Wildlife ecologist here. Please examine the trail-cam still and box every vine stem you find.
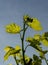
[19,22,28,65]
[25,44,30,52]
[14,55,19,65]
[44,58,48,65]
[21,22,26,65]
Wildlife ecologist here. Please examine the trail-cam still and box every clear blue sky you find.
[0,0,48,65]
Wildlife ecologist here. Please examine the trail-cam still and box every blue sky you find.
[0,0,48,65]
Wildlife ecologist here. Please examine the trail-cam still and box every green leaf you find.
[31,38,41,45]
[43,32,48,37]
[33,54,42,65]
[34,61,41,65]
[30,42,42,52]
[33,54,39,61]
[4,49,21,61]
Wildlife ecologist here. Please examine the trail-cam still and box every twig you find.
[25,44,30,52]
[14,55,19,65]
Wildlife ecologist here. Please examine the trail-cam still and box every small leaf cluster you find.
[4,15,48,65]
